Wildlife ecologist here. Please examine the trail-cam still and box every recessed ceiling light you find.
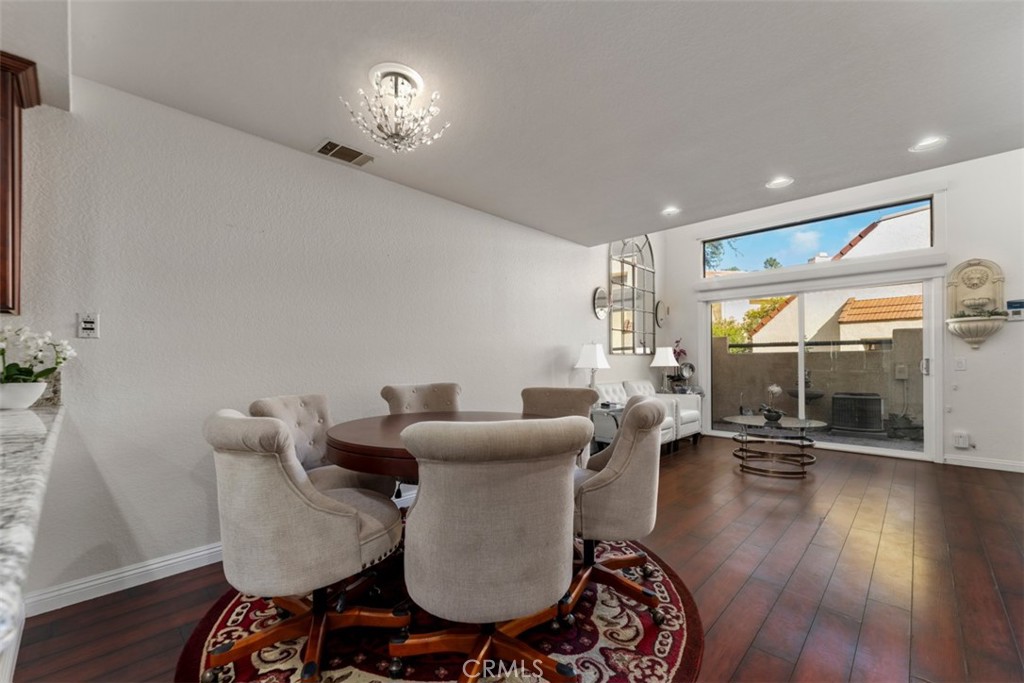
[909,135,949,153]
[765,176,794,189]
[661,206,681,216]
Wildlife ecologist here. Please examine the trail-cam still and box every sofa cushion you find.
[595,382,629,405]
[679,409,700,425]
[622,380,659,397]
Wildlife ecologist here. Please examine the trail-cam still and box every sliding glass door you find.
[710,281,929,457]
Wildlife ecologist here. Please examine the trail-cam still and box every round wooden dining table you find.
[325,411,538,481]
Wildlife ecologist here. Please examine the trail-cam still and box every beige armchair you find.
[201,409,408,683]
[380,382,462,414]
[249,393,396,498]
[564,396,667,625]
[388,416,593,683]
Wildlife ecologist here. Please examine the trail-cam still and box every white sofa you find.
[593,380,702,447]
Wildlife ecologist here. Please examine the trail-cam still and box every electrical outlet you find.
[77,313,99,338]
[954,356,967,371]
[894,363,908,380]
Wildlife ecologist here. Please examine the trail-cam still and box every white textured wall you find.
[662,149,1024,471]
[13,78,660,593]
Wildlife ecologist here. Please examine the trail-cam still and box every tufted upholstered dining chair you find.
[520,386,598,418]
[249,393,396,498]
[522,386,599,467]
[387,416,593,683]
[563,395,667,625]
[380,382,462,414]
[201,409,409,683]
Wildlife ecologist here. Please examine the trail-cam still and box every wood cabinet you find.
[1,52,40,315]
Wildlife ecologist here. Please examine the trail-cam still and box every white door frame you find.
[698,272,945,463]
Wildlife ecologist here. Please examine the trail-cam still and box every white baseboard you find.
[943,453,1024,473]
[24,542,222,617]
[23,489,420,618]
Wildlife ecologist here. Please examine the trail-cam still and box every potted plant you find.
[945,309,1008,349]
[667,339,688,388]
[760,383,785,423]
[0,326,76,409]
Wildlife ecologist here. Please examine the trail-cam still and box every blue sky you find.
[709,199,930,272]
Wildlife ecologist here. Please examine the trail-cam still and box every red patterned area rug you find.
[176,541,703,682]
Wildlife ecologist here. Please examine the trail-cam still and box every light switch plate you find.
[77,313,99,338]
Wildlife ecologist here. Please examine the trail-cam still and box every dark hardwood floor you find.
[14,437,1024,682]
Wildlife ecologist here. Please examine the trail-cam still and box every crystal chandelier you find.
[341,62,450,154]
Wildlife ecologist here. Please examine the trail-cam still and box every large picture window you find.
[703,199,932,277]
[610,236,655,355]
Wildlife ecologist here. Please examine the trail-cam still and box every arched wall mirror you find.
[609,235,655,355]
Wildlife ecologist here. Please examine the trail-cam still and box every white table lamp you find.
[575,343,610,389]
[650,346,679,393]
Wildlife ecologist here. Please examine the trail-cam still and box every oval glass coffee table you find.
[723,415,826,479]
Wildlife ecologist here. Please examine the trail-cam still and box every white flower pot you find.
[0,382,48,410]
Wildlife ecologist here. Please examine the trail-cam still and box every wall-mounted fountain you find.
[945,259,1008,349]
[786,370,824,401]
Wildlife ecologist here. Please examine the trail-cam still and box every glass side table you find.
[723,415,826,479]
[590,405,625,445]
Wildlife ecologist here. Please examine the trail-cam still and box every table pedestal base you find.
[731,433,817,479]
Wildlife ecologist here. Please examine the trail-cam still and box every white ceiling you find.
[68,1,1023,247]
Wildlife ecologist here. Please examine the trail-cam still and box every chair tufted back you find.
[400,416,593,624]
[249,394,331,471]
[380,383,462,414]
[575,396,665,541]
[521,387,599,418]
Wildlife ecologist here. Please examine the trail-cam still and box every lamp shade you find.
[575,343,610,370]
[650,347,679,368]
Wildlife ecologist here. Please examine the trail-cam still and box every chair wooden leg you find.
[328,605,411,629]
[600,551,648,571]
[207,612,312,668]
[491,632,579,682]
[457,634,493,683]
[208,587,411,683]
[300,609,329,683]
[388,626,482,658]
[393,606,583,683]
[590,564,659,609]
[272,595,311,615]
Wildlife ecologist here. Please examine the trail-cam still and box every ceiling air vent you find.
[314,139,374,167]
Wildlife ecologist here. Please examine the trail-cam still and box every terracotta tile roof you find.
[748,296,796,336]
[838,295,923,323]
[831,205,929,261]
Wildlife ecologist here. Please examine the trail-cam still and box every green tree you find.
[705,239,743,271]
[712,317,749,353]
[763,257,782,269]
[741,297,790,339]
[704,242,725,271]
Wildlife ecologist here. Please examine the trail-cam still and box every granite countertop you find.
[0,407,64,651]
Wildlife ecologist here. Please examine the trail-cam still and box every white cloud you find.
[789,229,821,255]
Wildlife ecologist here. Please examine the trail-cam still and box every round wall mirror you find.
[678,362,695,380]
[593,287,609,319]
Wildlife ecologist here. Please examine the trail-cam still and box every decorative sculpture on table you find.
[945,259,1008,348]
